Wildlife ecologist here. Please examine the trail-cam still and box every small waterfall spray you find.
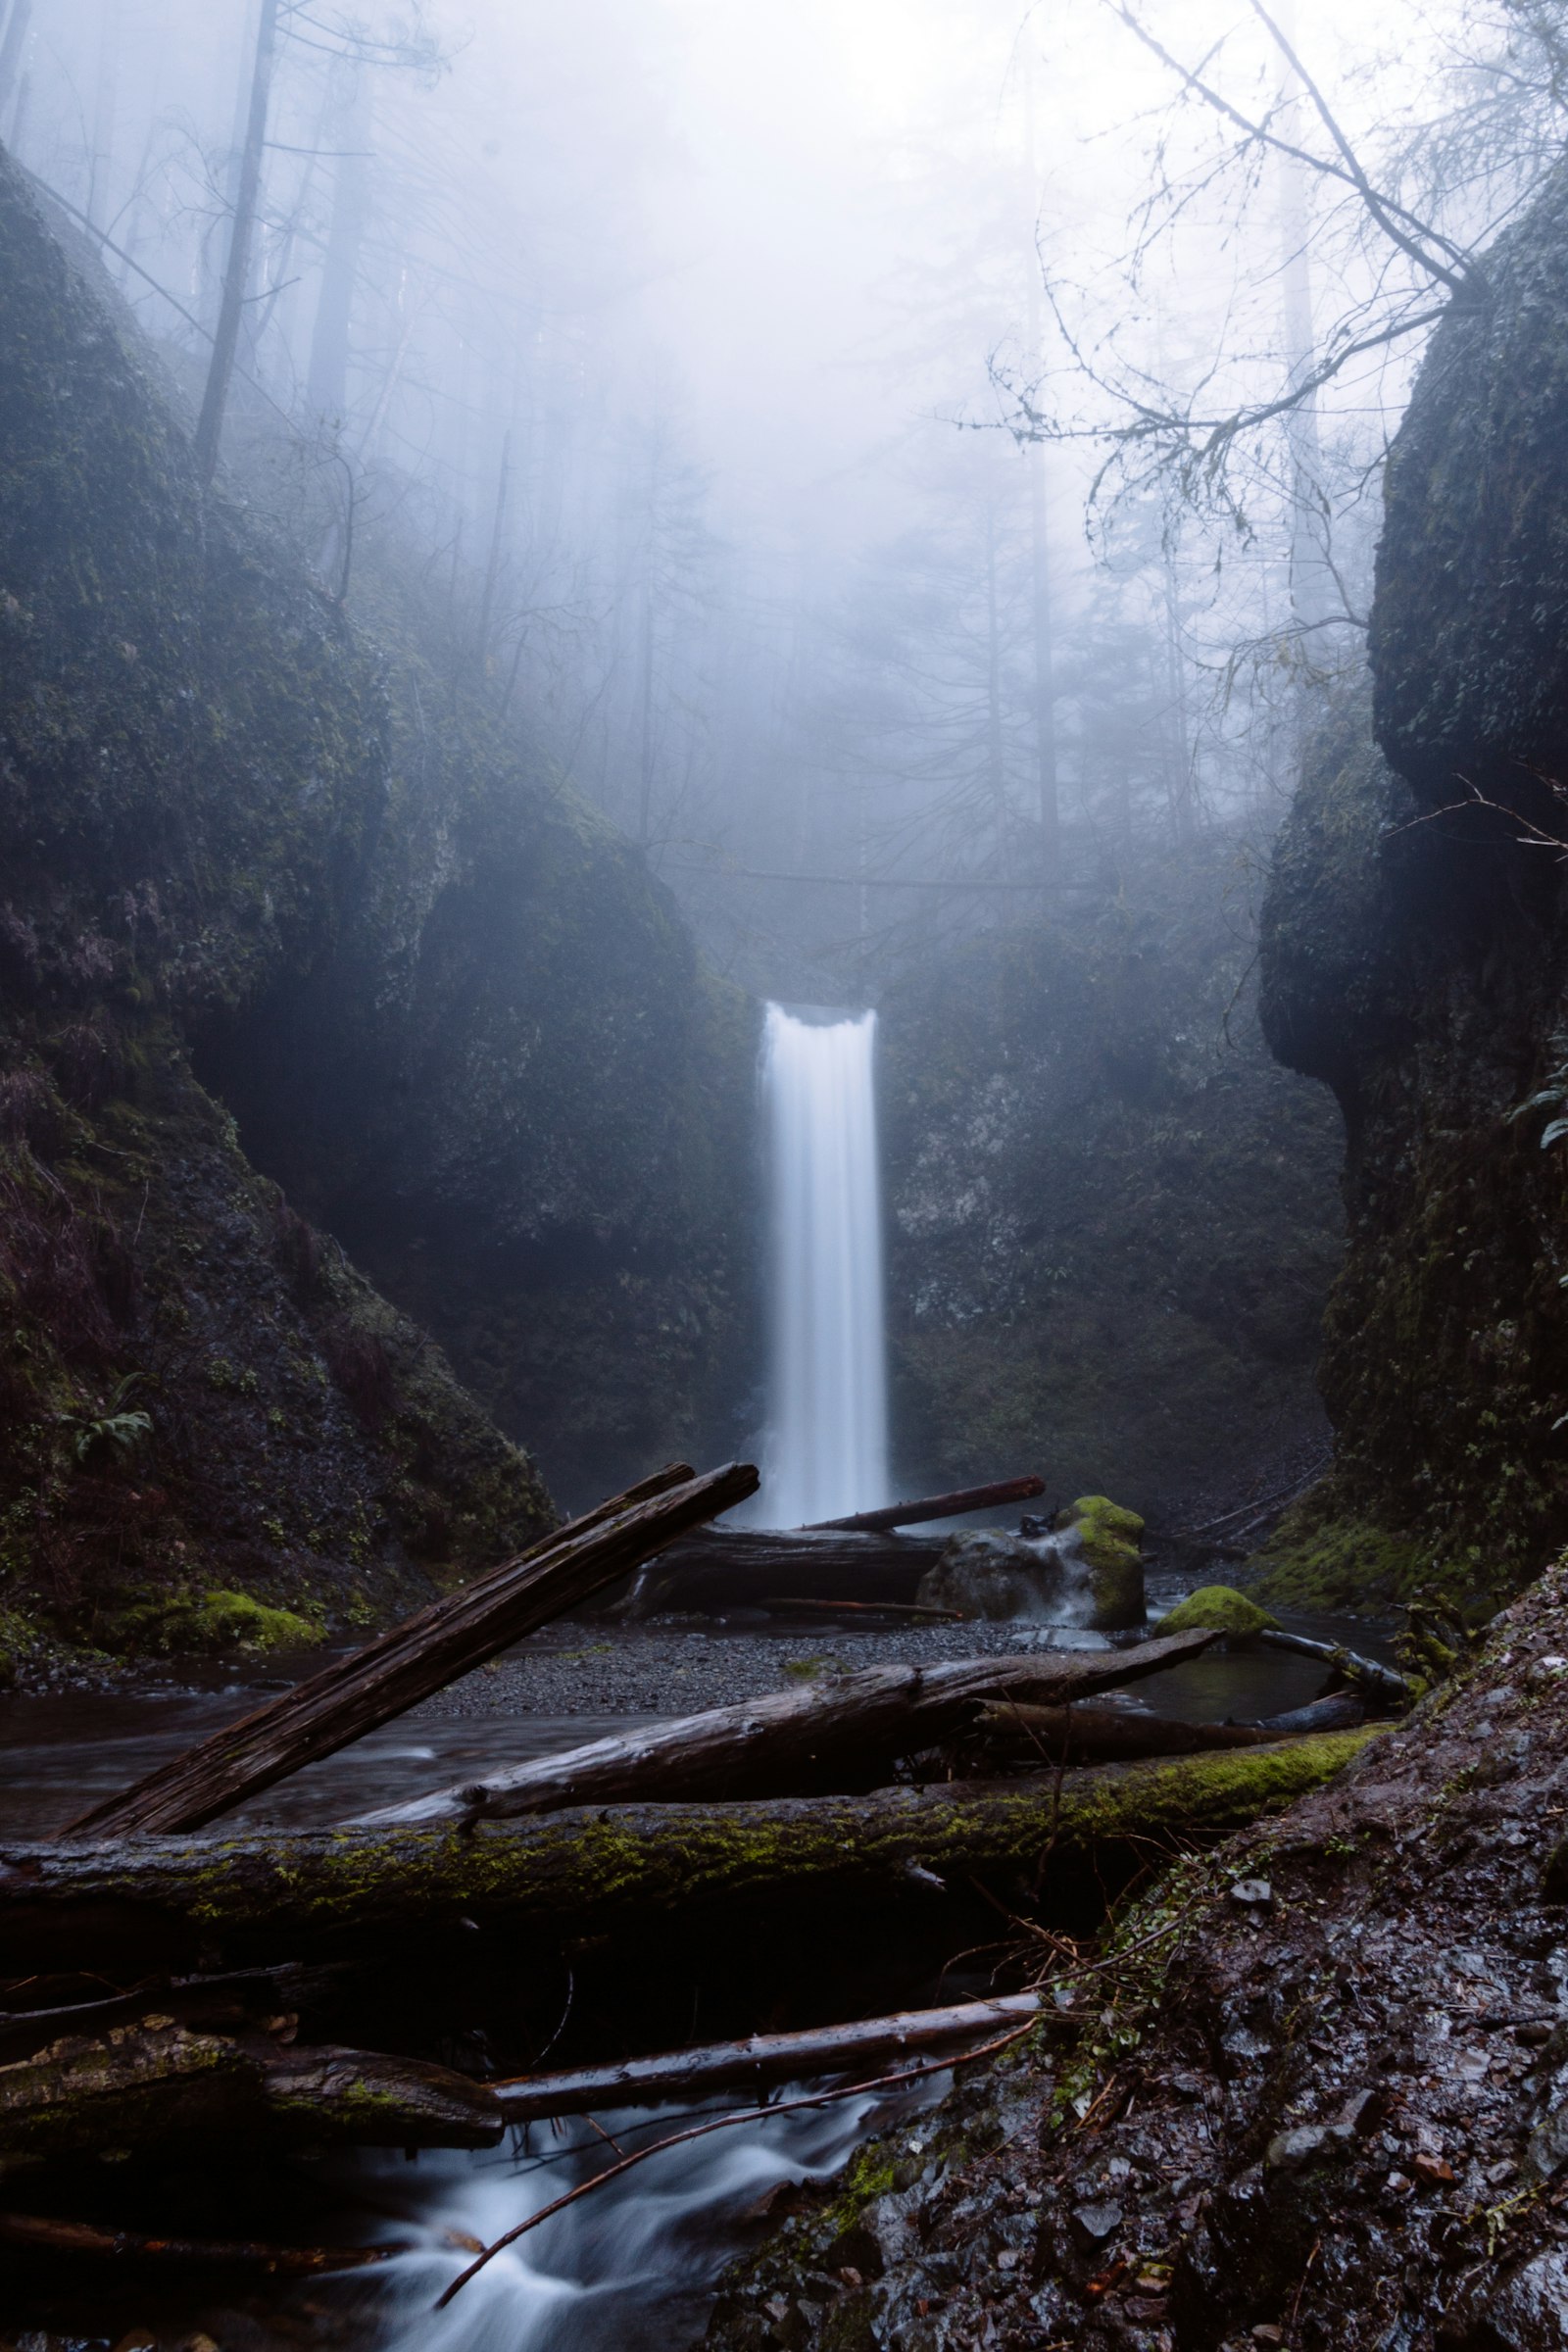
[759,1002,890,1527]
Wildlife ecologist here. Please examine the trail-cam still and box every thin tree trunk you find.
[0,0,31,122]
[1020,47,1059,866]
[306,73,368,421]
[193,0,280,485]
[475,429,512,672]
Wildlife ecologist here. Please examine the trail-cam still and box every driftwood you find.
[0,2026,503,2160]
[0,2210,395,2270]
[808,1476,1046,1534]
[758,1597,961,1623]
[0,1732,1378,1968]
[354,1630,1226,1827]
[495,1991,1043,2120]
[625,1525,948,1614]
[1256,1628,1410,1708]
[63,1459,758,1840]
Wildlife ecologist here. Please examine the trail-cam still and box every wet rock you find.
[1069,2198,1122,2250]
[916,1529,1080,1622]
[1440,2249,1568,2349]
[1229,1878,1274,1909]
[1160,1586,1279,1641]
[1055,1495,1147,1630]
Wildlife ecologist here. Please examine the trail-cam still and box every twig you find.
[435,2022,1038,2308]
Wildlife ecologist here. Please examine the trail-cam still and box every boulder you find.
[915,1530,1077,1623]
[1159,1585,1280,1641]
[1055,1496,1147,1630]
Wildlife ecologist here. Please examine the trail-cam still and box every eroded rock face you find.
[707,1561,1568,2352]
[1257,164,1568,1606]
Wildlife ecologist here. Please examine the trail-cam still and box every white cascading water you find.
[758,1002,890,1528]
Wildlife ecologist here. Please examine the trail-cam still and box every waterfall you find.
[758,1002,890,1528]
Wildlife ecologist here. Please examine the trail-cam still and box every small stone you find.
[1265,2124,1330,2170]
[1127,2298,1169,2323]
[1252,2330,1286,2347]
[764,2294,790,2323]
[997,2247,1021,2271]
[1413,2151,1456,2184]
[1229,1879,1273,1909]
[1070,2198,1123,2249]
[1386,2170,1414,2195]
[838,2266,862,2288]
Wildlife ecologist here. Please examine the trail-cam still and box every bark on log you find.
[625,1525,944,1614]
[0,2211,395,2270]
[808,1477,1046,1534]
[965,1700,1280,1763]
[62,1460,756,1840]
[0,2025,503,2161]
[495,1992,1043,2120]
[0,1731,1378,1968]
[1255,1629,1410,1708]
[353,1630,1226,1826]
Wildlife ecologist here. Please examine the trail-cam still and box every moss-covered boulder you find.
[1158,1585,1279,1640]
[1055,1495,1146,1630]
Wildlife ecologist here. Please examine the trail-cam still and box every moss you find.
[1159,1584,1280,1638]
[112,1587,324,1657]
[1057,1494,1146,1629]
[1247,1482,1432,1612]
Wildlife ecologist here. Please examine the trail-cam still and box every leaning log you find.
[62,1459,758,1840]
[0,2025,503,2161]
[808,1476,1046,1534]
[0,2211,395,2270]
[353,1630,1226,1826]
[0,1732,1379,1968]
[495,1991,1043,2120]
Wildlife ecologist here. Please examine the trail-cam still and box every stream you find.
[0,1606,1394,2349]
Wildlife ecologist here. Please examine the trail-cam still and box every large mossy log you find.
[0,1731,1378,1968]
[64,1460,756,1840]
[355,1629,1225,1826]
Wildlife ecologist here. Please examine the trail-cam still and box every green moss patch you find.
[1159,1585,1280,1639]
[1247,1483,1431,1613]
[113,1588,324,1658]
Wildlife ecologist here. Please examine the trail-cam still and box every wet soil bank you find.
[709,1566,1568,2352]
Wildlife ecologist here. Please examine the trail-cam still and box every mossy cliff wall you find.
[0,149,755,1656]
[880,853,1344,1522]
[1258,161,1568,1608]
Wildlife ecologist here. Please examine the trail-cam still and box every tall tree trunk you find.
[0,0,32,124]
[193,0,280,486]
[306,74,369,423]
[1020,46,1059,867]
[984,518,1007,861]
[638,572,657,845]
[1275,0,1333,634]
[476,429,512,675]
[84,0,118,228]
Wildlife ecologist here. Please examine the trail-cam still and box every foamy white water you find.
[353,2089,918,2352]
[759,1003,889,1528]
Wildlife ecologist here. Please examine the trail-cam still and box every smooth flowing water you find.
[759,1003,889,1528]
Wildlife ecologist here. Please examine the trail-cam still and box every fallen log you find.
[808,1476,1046,1534]
[354,1629,1226,1826]
[495,1991,1043,2120]
[624,1524,945,1615]
[965,1700,1279,1763]
[0,2211,396,2271]
[0,2025,503,2160]
[1255,1628,1410,1709]
[758,1597,961,1623]
[0,1731,1379,1967]
[62,1459,757,1840]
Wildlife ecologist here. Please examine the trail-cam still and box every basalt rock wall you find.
[0,147,756,1661]
[1257,162,1568,1609]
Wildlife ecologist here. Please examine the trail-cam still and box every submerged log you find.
[63,1459,757,1840]
[0,1731,1379,1967]
[966,1700,1279,1763]
[808,1476,1047,1534]
[0,2026,503,2161]
[354,1629,1226,1826]
[495,1991,1043,2120]
[1255,1628,1410,1709]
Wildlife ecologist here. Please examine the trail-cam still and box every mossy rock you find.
[1055,1494,1146,1630]
[1159,1585,1280,1640]
[113,1588,324,1658]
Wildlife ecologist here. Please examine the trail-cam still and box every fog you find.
[7,0,1556,992]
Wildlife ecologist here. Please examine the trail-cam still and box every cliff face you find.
[881,855,1344,1523]
[0,151,755,1660]
[1257,163,1568,1608]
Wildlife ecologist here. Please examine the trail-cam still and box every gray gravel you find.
[409,1616,1117,1722]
